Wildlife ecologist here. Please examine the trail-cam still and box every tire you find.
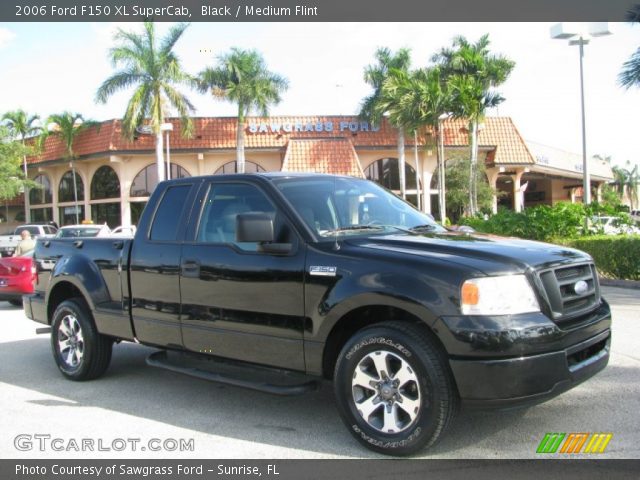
[51,298,113,381]
[8,299,22,307]
[333,321,458,456]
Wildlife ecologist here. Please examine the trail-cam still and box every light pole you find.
[551,23,612,205]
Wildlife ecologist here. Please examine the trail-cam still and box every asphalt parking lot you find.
[1,286,638,459]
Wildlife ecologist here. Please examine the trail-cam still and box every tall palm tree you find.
[2,109,42,222]
[96,21,194,184]
[197,48,288,174]
[360,47,412,199]
[45,112,99,224]
[619,4,640,88]
[612,161,639,209]
[381,66,452,221]
[434,35,514,215]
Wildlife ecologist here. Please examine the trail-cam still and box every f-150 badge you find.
[309,266,337,277]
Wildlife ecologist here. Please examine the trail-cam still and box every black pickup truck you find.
[25,173,611,455]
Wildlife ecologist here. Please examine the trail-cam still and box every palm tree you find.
[381,66,452,221]
[619,4,640,88]
[360,47,412,199]
[434,35,514,215]
[45,112,99,224]
[612,161,640,209]
[2,109,42,222]
[96,21,194,185]
[197,48,288,174]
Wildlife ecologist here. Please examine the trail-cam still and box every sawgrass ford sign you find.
[247,120,381,134]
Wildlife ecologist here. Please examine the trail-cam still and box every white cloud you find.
[0,28,16,49]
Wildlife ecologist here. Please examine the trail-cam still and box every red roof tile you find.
[282,139,364,178]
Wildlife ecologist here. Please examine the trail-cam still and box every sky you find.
[0,21,639,169]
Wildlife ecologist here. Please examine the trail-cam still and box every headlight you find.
[461,275,540,315]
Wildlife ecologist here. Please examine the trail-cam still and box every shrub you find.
[563,236,640,281]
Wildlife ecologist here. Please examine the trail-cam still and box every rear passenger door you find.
[179,180,306,371]
[129,182,197,348]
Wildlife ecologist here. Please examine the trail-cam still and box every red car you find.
[0,255,36,306]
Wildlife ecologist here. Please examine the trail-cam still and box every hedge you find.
[560,235,640,281]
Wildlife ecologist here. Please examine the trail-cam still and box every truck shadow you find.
[0,334,631,458]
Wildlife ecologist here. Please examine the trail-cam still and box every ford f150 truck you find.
[25,173,611,455]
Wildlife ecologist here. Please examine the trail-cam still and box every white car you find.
[55,224,111,238]
[590,216,640,235]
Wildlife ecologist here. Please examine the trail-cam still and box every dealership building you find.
[2,115,613,229]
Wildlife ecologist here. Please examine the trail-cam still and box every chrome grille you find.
[537,263,600,322]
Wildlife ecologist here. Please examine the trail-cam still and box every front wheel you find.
[51,298,113,381]
[334,322,458,456]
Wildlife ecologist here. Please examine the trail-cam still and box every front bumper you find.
[435,300,611,408]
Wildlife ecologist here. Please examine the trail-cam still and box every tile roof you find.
[27,115,534,166]
[282,139,364,178]
[2,193,25,207]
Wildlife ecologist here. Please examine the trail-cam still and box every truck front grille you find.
[537,263,600,323]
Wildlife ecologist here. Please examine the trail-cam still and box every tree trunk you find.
[22,137,30,223]
[469,120,478,216]
[437,123,446,223]
[156,132,165,185]
[236,105,246,174]
[398,127,406,199]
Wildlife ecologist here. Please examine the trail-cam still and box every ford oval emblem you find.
[574,280,589,295]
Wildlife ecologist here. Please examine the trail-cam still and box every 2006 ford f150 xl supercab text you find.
[25,173,611,455]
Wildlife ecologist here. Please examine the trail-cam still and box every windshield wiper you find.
[408,224,439,232]
[322,225,386,235]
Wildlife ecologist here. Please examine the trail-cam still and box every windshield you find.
[273,176,445,238]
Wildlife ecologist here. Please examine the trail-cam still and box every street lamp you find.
[550,22,612,205]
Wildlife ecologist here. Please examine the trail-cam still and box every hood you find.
[346,231,591,275]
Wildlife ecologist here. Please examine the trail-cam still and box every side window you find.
[150,185,192,242]
[197,183,276,250]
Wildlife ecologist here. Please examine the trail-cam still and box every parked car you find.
[0,224,58,257]
[0,253,36,306]
[589,216,640,235]
[55,224,111,238]
[26,173,611,456]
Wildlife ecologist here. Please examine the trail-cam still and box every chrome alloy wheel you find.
[57,314,84,368]
[351,350,422,434]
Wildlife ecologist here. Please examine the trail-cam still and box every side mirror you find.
[236,213,275,243]
[236,213,292,254]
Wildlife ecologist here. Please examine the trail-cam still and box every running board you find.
[146,350,320,396]
[35,327,52,335]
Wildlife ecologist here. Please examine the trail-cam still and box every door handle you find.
[112,240,124,250]
[73,240,83,249]
[181,260,200,277]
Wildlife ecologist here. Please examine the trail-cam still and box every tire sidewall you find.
[51,300,93,379]
[334,326,446,455]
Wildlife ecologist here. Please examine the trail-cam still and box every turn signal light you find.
[461,282,479,306]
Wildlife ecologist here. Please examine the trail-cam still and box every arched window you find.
[214,161,266,175]
[364,158,418,191]
[91,166,120,200]
[58,170,84,202]
[130,164,191,197]
[29,174,52,205]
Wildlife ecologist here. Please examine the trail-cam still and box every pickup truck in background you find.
[25,173,611,455]
[0,224,58,257]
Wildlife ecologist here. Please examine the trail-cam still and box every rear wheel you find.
[51,298,113,381]
[333,321,458,456]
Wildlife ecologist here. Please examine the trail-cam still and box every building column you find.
[421,170,432,214]
[197,153,205,175]
[596,183,603,203]
[51,169,60,226]
[486,168,500,214]
[512,169,525,213]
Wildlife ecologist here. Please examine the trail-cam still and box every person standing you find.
[13,230,36,256]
